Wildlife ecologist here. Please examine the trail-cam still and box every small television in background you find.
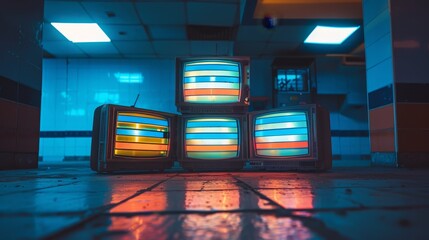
[176,57,250,113]
[248,104,331,171]
[177,114,248,171]
[90,104,177,173]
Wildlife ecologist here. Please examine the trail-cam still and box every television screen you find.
[248,104,331,171]
[183,60,241,104]
[90,104,177,173]
[115,112,170,158]
[254,111,309,157]
[178,114,247,171]
[176,57,250,113]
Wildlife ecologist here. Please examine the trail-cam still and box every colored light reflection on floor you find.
[108,215,169,240]
[182,180,242,239]
[182,214,242,239]
[5,165,429,240]
[110,192,167,213]
[257,179,314,209]
[184,181,240,210]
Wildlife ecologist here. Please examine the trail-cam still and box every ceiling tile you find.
[43,41,87,57]
[149,26,186,40]
[187,2,238,26]
[100,25,148,41]
[269,25,315,43]
[234,42,267,56]
[254,1,362,19]
[44,1,92,23]
[152,41,189,57]
[135,2,186,25]
[122,55,160,59]
[265,42,300,55]
[76,42,120,57]
[236,25,273,42]
[81,2,140,24]
[114,41,154,55]
[190,41,234,56]
[43,22,68,41]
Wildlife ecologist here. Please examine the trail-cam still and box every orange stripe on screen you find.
[115,142,168,151]
[184,89,239,96]
[256,141,309,149]
[186,145,238,152]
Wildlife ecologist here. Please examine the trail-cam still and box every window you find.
[275,69,309,93]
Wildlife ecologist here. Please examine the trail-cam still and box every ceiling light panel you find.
[51,22,111,43]
[304,25,360,44]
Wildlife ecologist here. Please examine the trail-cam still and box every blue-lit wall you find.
[40,57,369,163]
[317,57,370,163]
[39,59,177,161]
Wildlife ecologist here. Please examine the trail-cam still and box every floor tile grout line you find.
[233,177,351,240]
[0,181,81,197]
[232,176,286,210]
[41,174,178,240]
[106,209,283,216]
[102,203,429,216]
[4,204,429,218]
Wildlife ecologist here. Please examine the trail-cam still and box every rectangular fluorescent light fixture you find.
[51,22,110,43]
[304,25,360,44]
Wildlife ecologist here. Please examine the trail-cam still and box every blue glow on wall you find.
[94,92,120,104]
[114,72,144,83]
[39,59,177,162]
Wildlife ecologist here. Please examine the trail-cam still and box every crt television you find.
[177,114,248,171]
[248,104,331,171]
[90,104,177,173]
[176,57,250,113]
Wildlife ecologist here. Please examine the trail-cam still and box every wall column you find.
[0,0,44,169]
[363,0,429,167]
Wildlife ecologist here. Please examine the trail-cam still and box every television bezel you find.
[177,114,248,171]
[175,56,250,114]
[248,104,332,171]
[90,104,177,173]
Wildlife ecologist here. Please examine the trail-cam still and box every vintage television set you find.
[248,104,331,171]
[176,57,250,113]
[177,114,248,171]
[90,104,177,173]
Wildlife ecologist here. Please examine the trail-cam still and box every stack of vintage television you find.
[90,57,331,173]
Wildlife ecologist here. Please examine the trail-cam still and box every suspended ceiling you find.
[43,0,363,58]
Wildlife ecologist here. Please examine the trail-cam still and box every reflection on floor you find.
[1,162,428,239]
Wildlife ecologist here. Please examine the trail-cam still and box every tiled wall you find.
[40,59,177,161]
[316,57,370,161]
[390,0,429,167]
[0,0,44,169]
[363,0,397,165]
[363,0,393,92]
[40,57,370,162]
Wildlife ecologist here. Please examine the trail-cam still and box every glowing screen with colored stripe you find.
[185,118,239,159]
[183,60,241,103]
[114,112,169,158]
[254,112,309,157]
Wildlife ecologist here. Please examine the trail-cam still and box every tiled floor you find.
[1,163,428,240]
